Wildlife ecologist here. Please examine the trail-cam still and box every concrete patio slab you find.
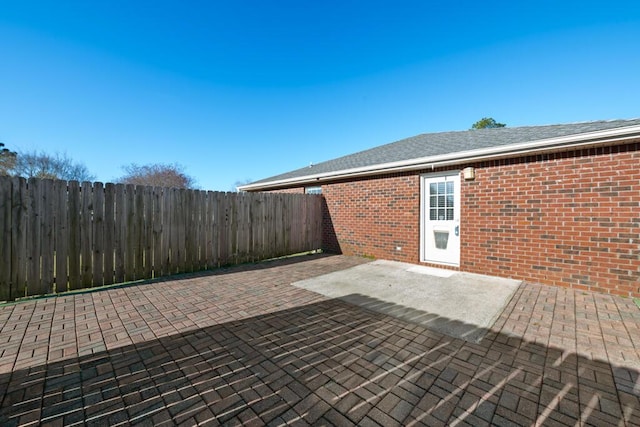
[1,254,639,426]
[293,259,521,343]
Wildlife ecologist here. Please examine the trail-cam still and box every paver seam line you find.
[613,295,640,352]
[137,286,189,341]
[573,289,598,425]
[488,282,524,341]
[139,276,320,422]
[486,283,539,425]
[0,305,16,335]
[79,287,172,426]
[84,290,122,423]
[256,310,395,411]
[531,285,555,425]
[595,294,636,427]
[3,257,639,426]
[7,301,56,422]
[0,301,38,415]
[529,285,562,427]
[445,359,525,427]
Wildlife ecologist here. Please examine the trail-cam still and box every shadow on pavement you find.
[1,292,639,426]
[339,293,493,343]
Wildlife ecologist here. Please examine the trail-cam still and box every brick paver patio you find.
[1,254,639,426]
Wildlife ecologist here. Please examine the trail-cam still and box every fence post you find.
[0,177,325,300]
[11,177,28,299]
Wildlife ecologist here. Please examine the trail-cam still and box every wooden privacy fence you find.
[0,176,323,301]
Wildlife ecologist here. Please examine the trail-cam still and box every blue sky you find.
[1,1,639,191]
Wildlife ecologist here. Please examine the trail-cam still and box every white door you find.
[421,173,460,266]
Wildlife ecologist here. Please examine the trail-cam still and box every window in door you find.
[429,181,454,221]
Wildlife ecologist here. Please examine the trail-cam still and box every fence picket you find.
[124,184,136,281]
[0,178,12,301]
[26,178,41,296]
[184,189,194,272]
[265,195,275,259]
[198,190,207,270]
[237,193,247,263]
[11,178,28,298]
[152,187,163,278]
[204,191,213,268]
[219,192,229,265]
[211,192,220,267]
[134,185,145,279]
[276,194,284,257]
[142,185,153,278]
[161,187,171,274]
[0,176,323,300]
[80,182,93,287]
[228,192,238,264]
[169,188,179,273]
[114,184,126,283]
[176,189,186,272]
[40,179,55,294]
[67,181,81,290]
[103,183,115,285]
[93,182,105,287]
[55,180,69,293]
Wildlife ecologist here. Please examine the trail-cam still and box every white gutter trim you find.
[239,125,640,191]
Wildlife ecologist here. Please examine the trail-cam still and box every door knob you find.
[455,225,459,236]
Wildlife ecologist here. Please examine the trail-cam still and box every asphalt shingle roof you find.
[250,118,640,186]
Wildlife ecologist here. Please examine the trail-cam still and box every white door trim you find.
[420,171,461,266]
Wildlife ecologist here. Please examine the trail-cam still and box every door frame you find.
[419,170,461,267]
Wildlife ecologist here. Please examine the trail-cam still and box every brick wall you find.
[320,173,422,261]
[263,141,640,297]
[463,143,640,297]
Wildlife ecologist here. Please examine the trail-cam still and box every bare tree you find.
[0,142,17,175]
[11,150,95,181]
[117,163,197,189]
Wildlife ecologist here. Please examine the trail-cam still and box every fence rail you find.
[0,176,322,301]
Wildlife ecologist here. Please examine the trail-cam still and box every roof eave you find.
[239,125,640,191]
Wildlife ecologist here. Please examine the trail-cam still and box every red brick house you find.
[240,119,640,297]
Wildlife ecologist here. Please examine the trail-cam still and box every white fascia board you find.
[239,125,640,191]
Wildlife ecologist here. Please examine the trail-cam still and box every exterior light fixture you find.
[462,167,475,181]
